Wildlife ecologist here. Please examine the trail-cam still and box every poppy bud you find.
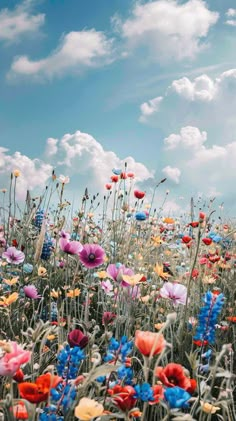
[134,190,145,199]
[202,238,212,246]
[182,236,192,244]
[111,175,119,183]
[105,183,112,190]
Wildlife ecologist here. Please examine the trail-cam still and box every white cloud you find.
[226,8,236,17]
[0,0,45,42]
[171,74,217,102]
[139,96,163,122]
[116,0,218,61]
[9,30,113,80]
[45,138,58,156]
[164,126,207,150]
[0,147,52,200]
[162,165,181,184]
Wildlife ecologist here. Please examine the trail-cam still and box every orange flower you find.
[151,236,163,246]
[226,316,236,323]
[154,264,171,281]
[163,217,175,224]
[3,277,19,286]
[122,274,143,287]
[13,169,21,177]
[67,288,81,298]
[135,330,165,357]
[74,398,104,420]
[0,292,19,306]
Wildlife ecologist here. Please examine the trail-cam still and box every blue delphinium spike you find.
[194,291,224,345]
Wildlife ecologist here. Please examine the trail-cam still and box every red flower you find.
[193,339,208,346]
[127,172,135,178]
[108,385,137,411]
[111,175,119,183]
[102,312,116,326]
[68,329,88,348]
[120,172,127,179]
[135,331,165,357]
[186,378,197,394]
[149,385,164,405]
[13,369,24,383]
[226,316,236,323]
[134,190,145,199]
[13,401,28,420]
[12,239,18,247]
[155,363,191,390]
[182,236,192,244]
[199,212,206,221]
[18,373,61,404]
[202,238,212,246]
[105,184,112,190]
[189,221,199,228]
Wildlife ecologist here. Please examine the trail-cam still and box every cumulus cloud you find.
[171,74,217,102]
[164,126,207,150]
[45,138,58,156]
[115,0,218,61]
[0,0,45,42]
[162,166,181,184]
[139,96,163,122]
[0,147,52,200]
[9,30,113,80]
[225,8,236,26]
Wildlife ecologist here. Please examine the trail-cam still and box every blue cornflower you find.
[117,365,133,384]
[164,387,191,409]
[135,212,146,221]
[57,345,85,379]
[134,383,154,402]
[194,291,224,345]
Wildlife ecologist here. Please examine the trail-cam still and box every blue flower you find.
[134,383,154,402]
[164,387,191,409]
[135,212,146,221]
[117,365,133,384]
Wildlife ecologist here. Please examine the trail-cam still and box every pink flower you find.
[0,341,31,377]
[24,285,41,299]
[102,312,116,326]
[59,238,83,255]
[2,247,25,264]
[107,264,134,284]
[79,244,105,269]
[59,230,70,240]
[101,279,113,294]
[159,282,187,305]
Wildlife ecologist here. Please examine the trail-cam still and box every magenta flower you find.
[0,237,6,248]
[2,247,25,264]
[79,244,105,269]
[0,341,31,377]
[68,329,88,348]
[102,312,116,326]
[159,282,187,305]
[101,279,113,294]
[59,230,70,240]
[107,264,134,284]
[59,238,83,255]
[24,285,41,299]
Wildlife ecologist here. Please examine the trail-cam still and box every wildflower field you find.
[0,169,235,421]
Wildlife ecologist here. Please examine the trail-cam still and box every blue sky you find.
[1,0,236,216]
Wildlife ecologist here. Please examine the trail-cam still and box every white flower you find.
[58,175,70,184]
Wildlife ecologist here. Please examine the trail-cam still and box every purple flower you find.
[79,244,105,269]
[68,329,88,348]
[101,279,113,294]
[159,282,187,305]
[59,238,83,255]
[107,264,134,284]
[59,230,70,240]
[0,237,6,248]
[24,285,41,299]
[2,247,25,264]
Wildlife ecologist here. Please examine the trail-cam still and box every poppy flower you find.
[155,363,191,390]
[189,221,199,228]
[163,217,175,224]
[127,172,135,178]
[79,244,105,269]
[202,238,212,246]
[182,236,192,244]
[59,238,83,255]
[2,247,25,264]
[13,368,24,383]
[226,316,236,323]
[159,282,187,305]
[13,401,28,420]
[135,330,165,357]
[111,175,119,183]
[149,385,164,405]
[134,190,145,199]
[105,183,112,190]
[199,212,206,221]
[75,397,104,420]
[108,385,137,411]
[0,292,19,307]
[18,373,61,404]
[0,341,31,377]
[68,329,89,348]
[120,172,127,179]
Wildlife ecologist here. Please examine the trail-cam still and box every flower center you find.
[88,253,96,261]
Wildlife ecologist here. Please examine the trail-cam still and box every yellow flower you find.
[0,292,19,306]
[13,169,21,177]
[97,271,108,279]
[74,398,104,420]
[50,289,61,298]
[122,274,143,287]
[47,334,56,341]
[67,288,81,298]
[154,264,171,280]
[38,266,47,277]
[202,275,216,285]
[151,236,163,246]
[3,277,19,286]
[200,402,220,414]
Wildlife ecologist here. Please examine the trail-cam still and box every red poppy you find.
[134,190,145,199]
[202,238,212,246]
[18,373,62,404]
[120,172,127,179]
[149,385,164,405]
[13,401,28,420]
[193,339,208,346]
[68,329,89,348]
[186,378,197,394]
[108,385,137,411]
[199,212,206,221]
[111,175,119,183]
[12,239,18,247]
[182,236,192,244]
[13,368,24,383]
[209,255,220,263]
[189,221,199,228]
[127,172,135,178]
[155,363,191,390]
[105,184,112,190]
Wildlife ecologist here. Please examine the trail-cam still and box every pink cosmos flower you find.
[0,341,31,376]
[159,282,187,305]
[107,264,134,284]
[2,247,25,264]
[59,230,70,240]
[59,238,83,255]
[79,244,105,269]
[101,279,113,294]
[24,285,41,299]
